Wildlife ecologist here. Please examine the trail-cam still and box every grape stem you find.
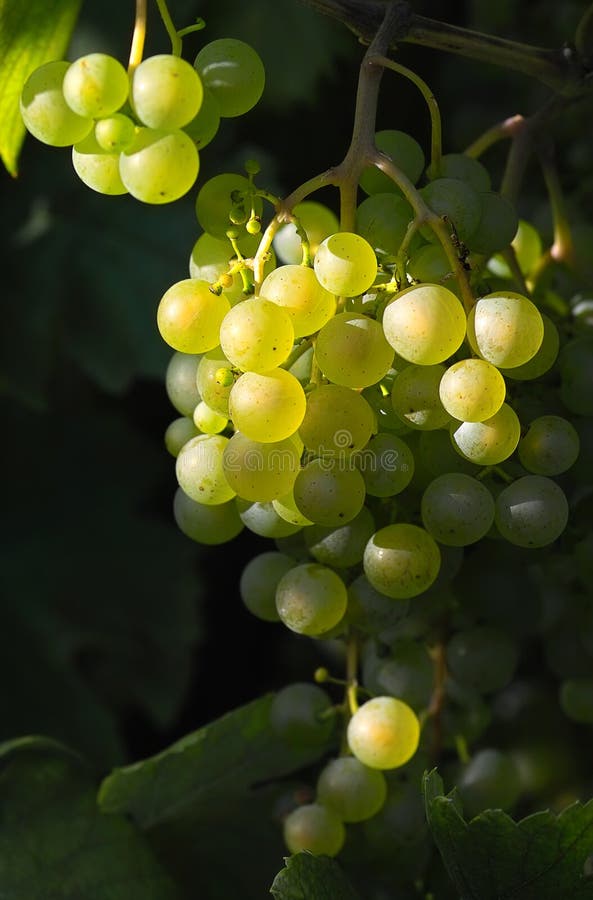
[128,0,148,73]
[345,631,360,717]
[154,0,182,56]
[464,114,525,160]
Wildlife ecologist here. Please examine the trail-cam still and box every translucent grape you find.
[317,757,387,823]
[94,113,135,152]
[131,54,203,129]
[193,401,227,434]
[219,298,294,372]
[283,803,345,857]
[360,130,425,195]
[72,132,127,195]
[194,38,265,118]
[500,313,559,381]
[466,192,518,256]
[355,432,415,497]
[364,523,441,599]
[20,61,93,146]
[420,177,482,243]
[434,153,491,191]
[222,432,299,501]
[391,364,451,430]
[421,473,495,546]
[518,415,580,475]
[304,507,376,568]
[347,696,420,769]
[458,749,521,818]
[237,499,301,538]
[173,487,243,544]
[293,458,366,526]
[275,563,348,636]
[355,193,415,258]
[315,312,394,388]
[119,127,199,204]
[63,53,129,118]
[196,349,232,415]
[314,232,377,297]
[239,551,294,621]
[270,683,334,746]
[195,173,262,239]
[157,280,230,353]
[175,434,235,504]
[494,475,569,548]
[259,264,336,337]
[299,384,375,456]
[450,403,521,465]
[439,358,506,422]
[467,292,544,368]
[446,626,519,693]
[164,417,200,456]
[382,283,466,365]
[273,201,339,265]
[229,369,306,442]
[165,352,201,416]
[182,87,220,149]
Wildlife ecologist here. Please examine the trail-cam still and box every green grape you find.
[433,153,491,191]
[165,351,201,416]
[273,489,313,526]
[62,53,129,118]
[500,313,559,380]
[219,298,294,372]
[273,201,340,264]
[315,312,394,388]
[382,283,466,365]
[283,803,345,857]
[407,243,460,294]
[313,232,378,297]
[458,749,521,818]
[467,291,544,368]
[419,428,479,477]
[360,130,425,195]
[157,280,230,353]
[347,696,420,769]
[71,132,127,195]
[559,336,593,415]
[446,626,518,693]
[421,473,495,546]
[236,499,301,538]
[175,434,235,504]
[20,61,93,146]
[346,574,410,637]
[488,219,543,278]
[355,432,415,497]
[317,757,387,823]
[420,177,482,243]
[465,192,518,256]
[355,193,415,258]
[364,523,441,600]
[195,349,232,415]
[183,87,220,149]
[293,458,366,527]
[195,172,262,239]
[299,384,375,456]
[229,369,306,442]
[439,358,506,422]
[362,638,433,710]
[450,402,521,466]
[131,54,203,129]
[194,38,265,118]
[164,417,200,456]
[270,683,335,746]
[275,563,348,636]
[239,551,294,622]
[193,401,227,434]
[304,506,376,568]
[362,381,410,435]
[391,363,451,430]
[222,432,299,501]
[173,487,243,544]
[259,264,336,337]
[494,475,569,548]
[559,677,593,724]
[94,113,135,152]
[119,127,199,204]
[518,415,580,475]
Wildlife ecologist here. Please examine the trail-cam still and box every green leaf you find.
[270,852,361,900]
[0,736,182,899]
[423,769,593,900]
[0,0,83,176]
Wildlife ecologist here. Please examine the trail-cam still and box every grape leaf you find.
[0,0,82,176]
[270,852,361,899]
[423,769,593,900]
[0,736,182,899]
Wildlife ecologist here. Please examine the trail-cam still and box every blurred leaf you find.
[0,0,83,176]
[270,852,361,899]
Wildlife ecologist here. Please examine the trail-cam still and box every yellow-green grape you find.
[222,432,299,501]
[304,507,375,569]
[317,757,387,823]
[518,415,580,476]
[259,264,336,337]
[275,563,348,635]
[363,523,441,600]
[315,312,394,389]
[273,490,313,526]
[299,384,375,456]
[283,803,345,857]
[466,192,518,257]
[119,127,199,204]
[165,352,201,416]
[229,369,306,442]
[219,298,294,372]
[239,551,294,622]
[434,153,491,191]
[420,177,482,244]
[176,434,235,505]
[382,283,466,365]
[237,499,302,538]
[182,87,220,149]
[407,243,460,296]
[360,130,425,195]
[63,53,129,118]
[347,696,420,769]
[94,113,136,152]
[467,292,544,368]
[314,232,378,297]
[194,38,265,118]
[500,313,559,381]
[355,432,415,497]
[450,402,521,465]
[157,280,230,354]
[71,132,127,195]
[293,458,366,527]
[20,61,93,146]
[421,473,495,546]
[173,488,243,544]
[439,358,506,422]
[488,219,543,278]
[131,54,203,129]
[273,201,339,264]
[196,351,233,416]
[164,417,201,456]
[391,364,451,430]
[494,475,569,548]
[195,173,262,239]
[193,400,228,434]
